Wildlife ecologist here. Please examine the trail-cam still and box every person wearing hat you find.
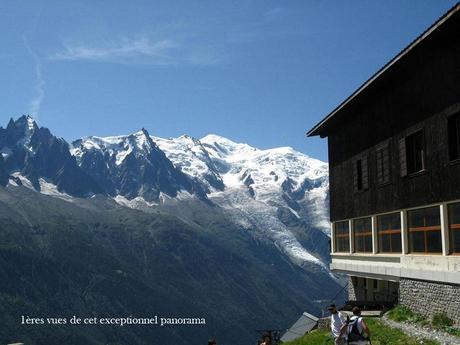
[328,304,346,345]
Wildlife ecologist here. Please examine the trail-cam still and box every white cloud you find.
[51,36,217,66]
[23,35,45,119]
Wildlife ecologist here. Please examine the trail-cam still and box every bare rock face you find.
[0,115,101,197]
[0,115,343,345]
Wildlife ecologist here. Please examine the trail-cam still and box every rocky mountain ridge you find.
[0,115,330,269]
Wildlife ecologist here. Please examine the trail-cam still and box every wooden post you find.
[349,219,354,254]
[440,203,450,256]
[372,215,378,254]
[401,210,409,254]
[330,222,336,253]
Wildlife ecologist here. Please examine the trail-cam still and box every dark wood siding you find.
[327,11,460,221]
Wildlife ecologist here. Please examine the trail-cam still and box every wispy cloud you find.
[23,35,45,119]
[51,36,218,66]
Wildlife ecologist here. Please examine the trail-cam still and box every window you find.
[373,279,378,289]
[399,130,425,176]
[356,160,363,190]
[377,213,402,253]
[353,155,368,191]
[334,221,350,253]
[354,217,372,253]
[448,113,460,161]
[408,206,442,254]
[376,145,390,185]
[448,202,460,254]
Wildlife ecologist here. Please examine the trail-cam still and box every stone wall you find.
[348,276,365,301]
[317,317,330,330]
[348,276,357,301]
[399,278,460,323]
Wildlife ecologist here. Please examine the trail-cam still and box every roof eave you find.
[306,2,460,139]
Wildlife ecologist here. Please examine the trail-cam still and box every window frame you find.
[447,202,460,255]
[376,143,391,186]
[376,212,402,254]
[334,221,350,253]
[407,206,442,254]
[406,130,426,175]
[353,153,369,192]
[399,128,426,177]
[353,217,373,253]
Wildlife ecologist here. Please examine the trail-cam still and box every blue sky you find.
[0,0,457,161]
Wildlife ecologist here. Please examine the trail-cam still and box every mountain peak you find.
[139,127,149,136]
[6,114,37,130]
[3,115,39,148]
[130,128,157,151]
[201,134,238,145]
[176,134,202,146]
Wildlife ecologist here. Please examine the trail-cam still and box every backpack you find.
[346,317,367,343]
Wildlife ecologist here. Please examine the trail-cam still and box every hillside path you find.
[381,315,460,345]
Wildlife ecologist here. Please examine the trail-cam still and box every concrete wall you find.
[331,253,460,285]
[399,278,460,324]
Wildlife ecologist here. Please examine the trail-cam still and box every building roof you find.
[280,311,319,342]
[307,2,460,138]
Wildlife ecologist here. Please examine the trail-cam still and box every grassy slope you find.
[388,305,460,338]
[284,319,440,345]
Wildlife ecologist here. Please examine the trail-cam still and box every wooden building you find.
[308,4,460,319]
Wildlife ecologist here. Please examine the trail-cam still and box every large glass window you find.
[448,203,460,254]
[377,213,402,253]
[408,206,442,254]
[354,217,372,253]
[334,221,350,253]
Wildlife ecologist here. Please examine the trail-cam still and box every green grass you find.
[443,326,460,337]
[365,318,439,345]
[387,306,460,338]
[283,318,440,345]
[432,313,454,329]
[282,329,333,345]
[431,313,460,337]
[286,307,460,345]
[387,305,426,324]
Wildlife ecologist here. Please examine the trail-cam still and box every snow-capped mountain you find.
[152,135,225,192]
[0,115,101,196]
[154,134,330,268]
[0,116,343,345]
[70,129,207,202]
[152,134,329,228]
[0,116,331,270]
[200,134,329,226]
